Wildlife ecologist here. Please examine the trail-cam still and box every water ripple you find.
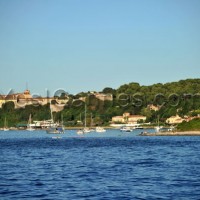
[0,131,200,199]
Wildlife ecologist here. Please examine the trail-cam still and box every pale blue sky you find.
[0,0,200,96]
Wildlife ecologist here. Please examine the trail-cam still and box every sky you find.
[0,0,200,96]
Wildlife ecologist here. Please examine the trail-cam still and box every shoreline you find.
[139,131,200,136]
[1,127,200,136]
[0,126,115,131]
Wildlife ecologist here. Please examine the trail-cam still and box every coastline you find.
[139,131,200,136]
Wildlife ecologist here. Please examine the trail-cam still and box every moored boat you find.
[96,127,106,133]
[46,102,65,134]
[46,127,64,134]
[120,126,132,132]
[76,104,91,135]
[27,114,35,131]
[77,129,84,135]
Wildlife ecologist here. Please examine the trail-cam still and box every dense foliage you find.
[177,119,200,131]
[0,79,200,127]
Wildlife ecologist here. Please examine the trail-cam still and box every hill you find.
[0,78,200,127]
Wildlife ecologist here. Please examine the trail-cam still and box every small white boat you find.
[96,127,106,133]
[83,127,91,133]
[77,127,93,135]
[52,136,62,139]
[155,126,160,132]
[46,127,64,134]
[168,126,175,132]
[120,126,132,132]
[135,126,143,129]
[77,129,84,135]
[155,126,163,132]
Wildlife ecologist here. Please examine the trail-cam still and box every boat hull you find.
[46,127,64,134]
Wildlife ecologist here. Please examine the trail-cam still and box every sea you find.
[0,129,200,200]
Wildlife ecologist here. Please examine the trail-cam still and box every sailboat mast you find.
[84,103,86,128]
[61,114,63,126]
[50,100,54,124]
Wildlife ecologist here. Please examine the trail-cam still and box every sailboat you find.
[46,103,64,134]
[155,115,162,132]
[83,103,91,133]
[59,114,65,133]
[27,114,35,131]
[3,117,9,131]
[89,113,95,132]
[76,103,90,134]
[77,113,84,135]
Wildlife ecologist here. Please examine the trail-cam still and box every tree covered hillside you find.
[0,79,200,127]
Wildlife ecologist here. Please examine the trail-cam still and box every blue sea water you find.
[0,129,200,200]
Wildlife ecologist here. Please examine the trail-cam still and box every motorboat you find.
[120,126,132,132]
[46,127,64,134]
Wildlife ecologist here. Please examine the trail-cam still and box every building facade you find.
[111,113,146,124]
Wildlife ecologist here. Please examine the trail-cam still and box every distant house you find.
[166,115,185,124]
[128,115,146,123]
[111,113,146,124]
[111,116,125,123]
[147,104,160,111]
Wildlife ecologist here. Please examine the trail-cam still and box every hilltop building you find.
[0,90,68,111]
[0,90,112,112]
[93,92,113,101]
[79,92,113,102]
